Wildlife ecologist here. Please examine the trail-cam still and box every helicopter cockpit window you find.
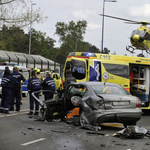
[130,30,138,38]
[130,30,146,38]
[138,30,146,38]
[144,32,150,40]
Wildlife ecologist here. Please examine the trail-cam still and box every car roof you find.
[75,81,120,86]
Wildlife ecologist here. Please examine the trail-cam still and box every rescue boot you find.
[34,112,39,116]
[27,112,33,115]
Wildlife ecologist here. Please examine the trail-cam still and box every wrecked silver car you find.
[32,82,142,127]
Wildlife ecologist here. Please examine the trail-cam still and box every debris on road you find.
[113,125,150,139]
[51,130,69,133]
[79,125,101,131]
[86,131,108,136]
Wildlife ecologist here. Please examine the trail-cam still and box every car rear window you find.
[91,85,130,95]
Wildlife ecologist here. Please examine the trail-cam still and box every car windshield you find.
[22,71,29,79]
[67,85,88,97]
[91,84,130,95]
[41,72,46,78]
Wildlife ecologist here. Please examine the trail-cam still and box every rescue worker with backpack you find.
[27,70,42,115]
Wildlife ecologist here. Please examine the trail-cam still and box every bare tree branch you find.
[0,0,16,5]
[0,0,47,28]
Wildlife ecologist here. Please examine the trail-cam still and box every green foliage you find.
[55,20,88,52]
[89,45,100,53]
[54,20,97,63]
[103,47,110,54]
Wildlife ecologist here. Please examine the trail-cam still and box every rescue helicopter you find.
[99,14,150,54]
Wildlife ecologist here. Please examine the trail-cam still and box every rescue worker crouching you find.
[27,70,42,115]
[42,71,55,100]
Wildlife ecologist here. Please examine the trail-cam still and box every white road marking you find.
[21,138,46,146]
[0,109,29,117]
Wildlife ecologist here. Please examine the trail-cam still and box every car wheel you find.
[79,110,88,126]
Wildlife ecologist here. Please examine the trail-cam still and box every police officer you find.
[27,70,42,115]
[42,71,55,100]
[10,66,25,111]
[0,67,14,113]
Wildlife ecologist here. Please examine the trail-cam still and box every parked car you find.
[33,82,142,127]
[40,71,46,80]
[51,72,62,91]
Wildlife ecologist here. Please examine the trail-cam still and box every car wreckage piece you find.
[32,87,141,128]
[32,90,113,126]
[113,125,150,139]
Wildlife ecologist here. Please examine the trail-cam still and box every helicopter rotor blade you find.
[99,14,139,23]
[125,21,150,25]
[124,22,141,24]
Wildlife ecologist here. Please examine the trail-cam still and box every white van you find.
[0,63,29,97]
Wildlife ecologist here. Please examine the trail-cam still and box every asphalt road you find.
[0,95,150,150]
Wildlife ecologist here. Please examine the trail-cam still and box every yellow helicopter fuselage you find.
[130,25,150,50]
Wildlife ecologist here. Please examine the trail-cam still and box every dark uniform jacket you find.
[1,75,14,88]
[64,74,76,89]
[11,71,25,88]
[42,77,55,92]
[28,77,42,92]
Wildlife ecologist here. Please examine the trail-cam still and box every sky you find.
[28,0,150,57]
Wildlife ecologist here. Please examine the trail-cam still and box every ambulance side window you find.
[71,60,86,80]
[103,63,129,78]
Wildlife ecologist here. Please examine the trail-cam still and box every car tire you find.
[79,110,88,126]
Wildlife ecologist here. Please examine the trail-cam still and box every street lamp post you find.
[29,3,36,69]
[101,0,116,53]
